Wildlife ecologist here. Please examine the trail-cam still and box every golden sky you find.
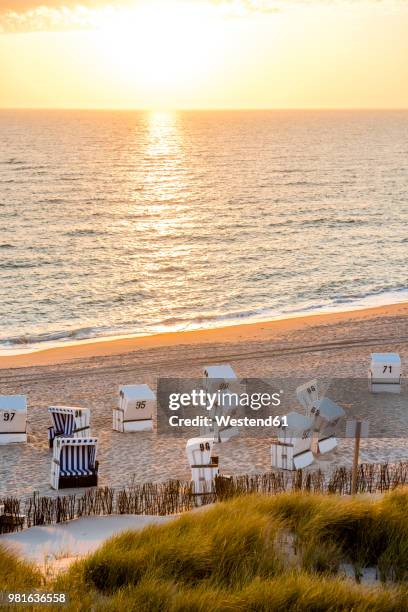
[1,0,408,109]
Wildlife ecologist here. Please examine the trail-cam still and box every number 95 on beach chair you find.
[51,437,98,489]
[113,384,155,432]
[0,395,27,444]
[48,406,91,448]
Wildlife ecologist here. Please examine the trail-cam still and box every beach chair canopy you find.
[311,398,345,424]
[0,395,27,436]
[204,364,237,380]
[48,405,91,446]
[296,380,320,412]
[370,353,401,380]
[186,437,215,466]
[0,395,26,412]
[120,384,156,402]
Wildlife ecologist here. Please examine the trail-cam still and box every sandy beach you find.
[0,302,407,499]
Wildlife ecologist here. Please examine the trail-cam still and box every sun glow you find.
[1,0,408,109]
[92,1,224,102]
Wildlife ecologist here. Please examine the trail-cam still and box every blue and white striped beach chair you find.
[51,437,98,489]
[48,406,91,448]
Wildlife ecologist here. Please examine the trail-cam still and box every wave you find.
[3,285,407,353]
[0,327,109,347]
[65,229,106,237]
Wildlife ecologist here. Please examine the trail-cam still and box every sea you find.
[0,109,407,354]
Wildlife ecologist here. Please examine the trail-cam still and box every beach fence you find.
[1,461,408,535]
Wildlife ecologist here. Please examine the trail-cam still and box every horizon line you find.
[1,106,408,112]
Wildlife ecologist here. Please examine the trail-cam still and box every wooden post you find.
[351,420,362,495]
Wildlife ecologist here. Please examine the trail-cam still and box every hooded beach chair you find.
[48,406,91,448]
[186,437,219,494]
[369,353,401,394]
[203,364,238,393]
[309,397,345,454]
[271,411,314,470]
[296,380,320,415]
[51,437,98,489]
[202,364,240,442]
[113,384,155,432]
[0,395,27,444]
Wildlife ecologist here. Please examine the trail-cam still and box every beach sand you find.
[0,514,176,574]
[0,303,407,499]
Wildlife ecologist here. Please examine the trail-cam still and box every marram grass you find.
[1,488,407,611]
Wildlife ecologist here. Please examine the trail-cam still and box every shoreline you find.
[1,301,407,370]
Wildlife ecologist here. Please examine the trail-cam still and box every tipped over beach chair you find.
[51,437,98,489]
[271,411,314,470]
[310,397,345,454]
[186,437,219,494]
[369,353,401,394]
[113,384,155,432]
[296,380,320,415]
[48,406,91,448]
[0,395,27,444]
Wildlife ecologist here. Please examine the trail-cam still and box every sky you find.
[0,0,408,109]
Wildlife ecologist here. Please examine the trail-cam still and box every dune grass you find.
[0,544,43,591]
[1,489,407,610]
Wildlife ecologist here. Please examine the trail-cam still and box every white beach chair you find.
[369,353,401,394]
[0,395,27,444]
[310,397,345,454]
[113,384,155,432]
[203,364,238,393]
[296,380,320,416]
[202,364,239,442]
[51,437,98,489]
[48,406,91,448]
[186,437,219,494]
[271,411,314,470]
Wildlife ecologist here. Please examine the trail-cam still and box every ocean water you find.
[0,110,407,352]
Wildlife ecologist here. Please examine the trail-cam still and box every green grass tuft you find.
[1,488,407,610]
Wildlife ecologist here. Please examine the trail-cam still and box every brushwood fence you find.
[1,461,407,534]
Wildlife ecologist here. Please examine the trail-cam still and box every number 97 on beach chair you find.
[0,395,27,444]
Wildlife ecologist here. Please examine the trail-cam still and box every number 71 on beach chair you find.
[369,353,401,394]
